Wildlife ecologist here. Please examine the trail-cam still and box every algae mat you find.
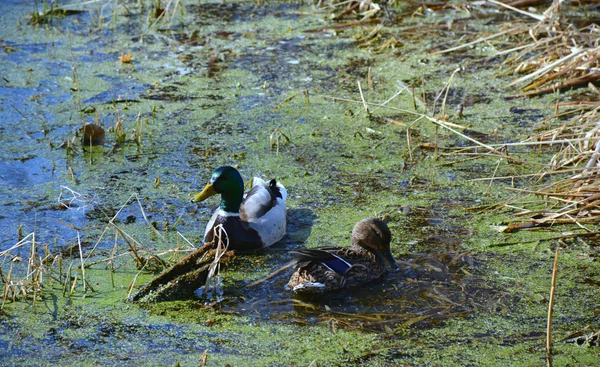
[0,0,599,366]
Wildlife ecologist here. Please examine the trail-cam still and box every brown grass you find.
[0,190,199,307]
[429,1,600,230]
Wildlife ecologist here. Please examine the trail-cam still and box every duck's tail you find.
[268,178,287,201]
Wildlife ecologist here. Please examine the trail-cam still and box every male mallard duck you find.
[191,166,287,251]
[286,217,397,293]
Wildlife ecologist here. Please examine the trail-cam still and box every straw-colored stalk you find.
[546,247,559,366]
[200,224,229,299]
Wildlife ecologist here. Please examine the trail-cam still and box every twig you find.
[547,247,559,367]
[509,47,592,87]
[432,28,520,55]
[489,231,600,247]
[9,104,27,119]
[57,0,104,9]
[83,193,168,264]
[143,0,176,34]
[487,159,503,195]
[357,81,369,114]
[272,89,307,110]
[77,232,86,296]
[487,0,545,21]
[176,231,196,249]
[0,233,35,257]
[426,116,506,157]
[127,261,148,299]
[504,186,590,197]
[459,137,600,149]
[134,194,166,241]
[111,222,167,268]
[246,262,296,287]
[201,225,229,298]
[318,92,518,161]
[371,84,409,113]
[584,139,600,174]
[519,73,600,97]
[433,67,461,117]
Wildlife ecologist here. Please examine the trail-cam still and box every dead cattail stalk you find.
[269,128,292,156]
[371,84,410,114]
[357,81,369,115]
[201,225,229,299]
[488,0,546,21]
[0,232,53,307]
[546,247,559,366]
[272,89,308,110]
[199,349,208,366]
[432,28,520,55]
[77,232,86,296]
[433,67,462,117]
[486,159,503,195]
[70,274,78,297]
[63,261,73,297]
[127,262,148,299]
[1,262,14,309]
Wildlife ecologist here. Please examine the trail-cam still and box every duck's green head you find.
[351,217,398,271]
[192,166,244,212]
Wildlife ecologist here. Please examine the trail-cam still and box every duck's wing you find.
[290,248,352,275]
[238,177,287,248]
[241,177,277,220]
[286,247,352,293]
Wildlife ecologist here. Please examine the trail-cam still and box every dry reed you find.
[1,188,198,307]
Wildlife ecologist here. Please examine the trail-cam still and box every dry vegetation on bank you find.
[327,0,600,231]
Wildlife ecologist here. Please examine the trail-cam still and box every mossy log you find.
[128,242,235,302]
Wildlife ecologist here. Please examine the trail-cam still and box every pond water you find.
[1,0,599,366]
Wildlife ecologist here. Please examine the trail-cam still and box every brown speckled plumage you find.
[286,218,397,294]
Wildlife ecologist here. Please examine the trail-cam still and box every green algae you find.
[1,0,600,366]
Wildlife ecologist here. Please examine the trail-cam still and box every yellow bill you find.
[191,183,217,203]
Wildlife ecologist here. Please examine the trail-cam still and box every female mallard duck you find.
[286,217,397,294]
[192,166,287,251]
